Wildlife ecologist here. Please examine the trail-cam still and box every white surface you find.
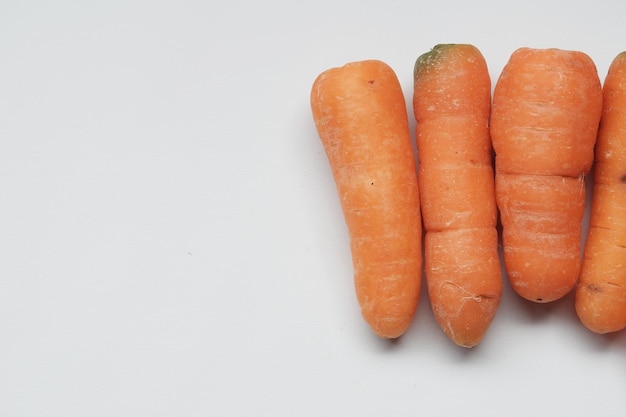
[1,1,625,416]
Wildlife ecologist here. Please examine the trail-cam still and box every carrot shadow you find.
[511,290,577,323]
[365,328,409,354]
[577,319,626,353]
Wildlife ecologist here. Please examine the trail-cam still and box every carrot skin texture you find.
[576,52,626,333]
[491,48,602,303]
[310,60,422,339]
[413,44,502,347]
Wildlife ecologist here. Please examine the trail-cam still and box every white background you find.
[1,1,625,416]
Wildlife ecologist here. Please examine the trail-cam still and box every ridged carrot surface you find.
[413,44,502,347]
[576,52,626,333]
[491,48,603,303]
[310,60,422,338]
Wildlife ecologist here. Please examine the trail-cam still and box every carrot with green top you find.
[310,60,422,339]
[413,44,502,347]
[491,48,602,303]
[576,52,626,333]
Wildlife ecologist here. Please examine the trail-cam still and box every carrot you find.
[491,48,603,303]
[413,44,502,347]
[575,52,626,334]
[310,60,422,339]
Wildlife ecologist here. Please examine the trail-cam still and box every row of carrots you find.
[310,45,626,348]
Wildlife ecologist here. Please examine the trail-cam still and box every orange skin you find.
[413,44,502,348]
[310,60,422,339]
[491,48,603,303]
[576,52,626,333]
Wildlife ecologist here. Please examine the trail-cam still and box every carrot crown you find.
[413,44,459,78]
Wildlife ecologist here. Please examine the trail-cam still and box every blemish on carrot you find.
[587,284,602,293]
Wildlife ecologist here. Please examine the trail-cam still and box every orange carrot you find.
[310,60,422,338]
[576,52,626,334]
[491,48,603,303]
[413,44,502,347]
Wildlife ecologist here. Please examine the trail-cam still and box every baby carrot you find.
[310,60,422,339]
[491,48,603,303]
[413,44,502,347]
[576,52,626,333]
